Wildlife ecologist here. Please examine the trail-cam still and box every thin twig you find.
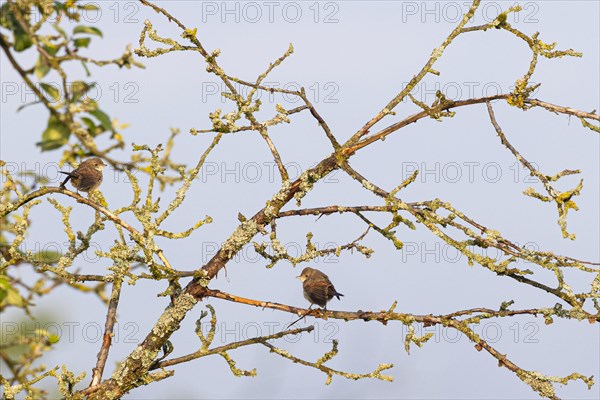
[486,101,557,195]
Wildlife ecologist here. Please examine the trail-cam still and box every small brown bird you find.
[59,158,107,193]
[297,267,344,309]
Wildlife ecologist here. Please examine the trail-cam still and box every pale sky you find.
[1,1,599,399]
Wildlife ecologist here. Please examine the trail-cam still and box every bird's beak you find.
[295,275,301,280]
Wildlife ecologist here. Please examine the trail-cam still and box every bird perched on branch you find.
[297,267,344,309]
[59,158,107,193]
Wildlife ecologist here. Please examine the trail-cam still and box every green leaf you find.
[0,3,13,29]
[89,108,115,133]
[16,101,42,113]
[80,116,104,137]
[34,44,61,78]
[73,25,103,38]
[53,1,68,13]
[73,37,91,48]
[47,334,60,344]
[80,116,97,131]
[70,81,95,102]
[35,56,51,79]
[43,44,60,56]
[52,24,68,39]
[0,275,27,308]
[1,2,33,52]
[14,31,33,52]
[0,275,8,303]
[80,60,91,77]
[78,3,100,11]
[40,83,61,102]
[37,116,71,151]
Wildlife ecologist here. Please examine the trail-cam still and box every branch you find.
[3,187,139,239]
[526,98,599,122]
[486,101,584,239]
[2,186,176,275]
[200,289,595,397]
[262,340,393,385]
[343,0,483,150]
[253,227,372,268]
[339,163,599,308]
[73,1,599,397]
[90,277,123,386]
[223,78,340,148]
[201,288,564,322]
[150,326,314,369]
[278,205,397,218]
[0,34,58,117]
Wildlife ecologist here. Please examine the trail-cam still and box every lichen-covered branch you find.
[200,288,594,396]
[486,101,584,239]
[253,229,373,268]
[90,262,125,387]
[2,1,598,399]
[340,162,599,314]
[149,307,314,371]
[262,340,393,385]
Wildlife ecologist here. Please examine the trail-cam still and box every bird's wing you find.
[74,169,102,191]
[305,280,336,303]
[311,270,330,281]
[316,277,343,299]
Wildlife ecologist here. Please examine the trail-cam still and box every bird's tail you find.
[59,171,72,188]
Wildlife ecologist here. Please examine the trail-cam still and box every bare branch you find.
[90,277,123,387]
